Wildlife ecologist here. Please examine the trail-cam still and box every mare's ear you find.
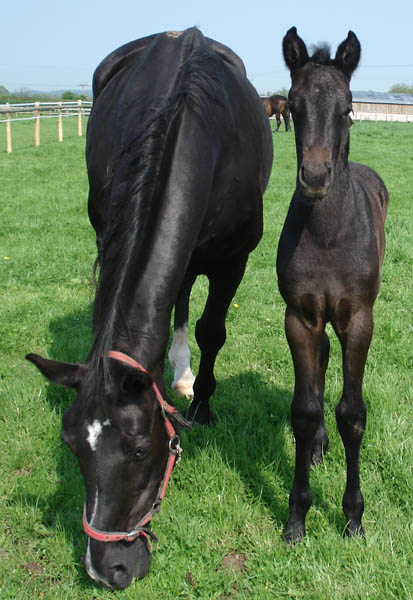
[334,31,361,77]
[26,353,87,389]
[283,26,309,71]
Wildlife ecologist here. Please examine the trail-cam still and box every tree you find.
[264,88,289,98]
[389,83,413,95]
[62,90,77,100]
[0,85,9,95]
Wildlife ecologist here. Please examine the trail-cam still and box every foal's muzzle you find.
[299,147,333,198]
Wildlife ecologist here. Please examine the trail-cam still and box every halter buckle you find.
[169,434,183,463]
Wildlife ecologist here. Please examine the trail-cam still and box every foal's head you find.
[26,352,186,589]
[283,27,361,199]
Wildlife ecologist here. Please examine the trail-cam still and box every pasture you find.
[0,118,412,599]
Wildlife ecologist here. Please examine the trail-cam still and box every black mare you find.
[263,94,291,131]
[277,28,388,542]
[27,28,272,589]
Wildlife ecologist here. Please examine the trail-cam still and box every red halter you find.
[82,350,189,550]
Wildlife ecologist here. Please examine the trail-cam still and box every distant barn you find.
[352,91,413,122]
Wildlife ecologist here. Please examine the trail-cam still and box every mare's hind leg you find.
[168,272,197,397]
[283,306,325,543]
[275,113,282,132]
[311,330,330,463]
[333,306,373,537]
[187,259,247,425]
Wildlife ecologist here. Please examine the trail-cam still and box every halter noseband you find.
[82,350,189,550]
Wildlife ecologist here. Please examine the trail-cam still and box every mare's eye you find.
[121,436,149,461]
[133,447,147,460]
[125,446,148,462]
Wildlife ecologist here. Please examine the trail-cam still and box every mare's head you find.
[282,27,360,200]
[26,351,188,589]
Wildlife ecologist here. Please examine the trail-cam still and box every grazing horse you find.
[26,27,272,589]
[262,94,291,131]
[277,27,388,543]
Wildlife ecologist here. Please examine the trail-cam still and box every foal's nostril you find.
[111,564,132,589]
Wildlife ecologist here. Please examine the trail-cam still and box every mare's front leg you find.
[333,305,373,537]
[284,306,325,542]
[187,259,247,425]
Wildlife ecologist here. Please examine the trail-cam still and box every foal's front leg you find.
[284,307,325,542]
[333,306,373,537]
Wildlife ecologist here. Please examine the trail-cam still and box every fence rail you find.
[352,110,413,123]
[1,100,92,153]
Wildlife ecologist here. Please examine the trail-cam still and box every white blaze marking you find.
[86,419,111,451]
[85,489,113,587]
[168,325,195,397]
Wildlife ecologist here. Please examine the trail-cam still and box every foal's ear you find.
[283,26,309,71]
[334,31,361,78]
[26,353,87,389]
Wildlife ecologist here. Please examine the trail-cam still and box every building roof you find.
[352,91,413,105]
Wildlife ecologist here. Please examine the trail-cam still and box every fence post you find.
[58,101,63,142]
[77,99,82,137]
[34,102,40,147]
[6,103,12,154]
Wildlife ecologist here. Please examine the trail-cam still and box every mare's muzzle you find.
[299,147,333,198]
[86,536,151,589]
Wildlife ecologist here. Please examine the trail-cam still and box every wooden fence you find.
[0,100,92,153]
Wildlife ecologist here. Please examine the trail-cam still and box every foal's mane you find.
[88,30,226,389]
[309,43,332,65]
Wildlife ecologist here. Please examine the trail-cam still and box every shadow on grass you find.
[14,304,342,585]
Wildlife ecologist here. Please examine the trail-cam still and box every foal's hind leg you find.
[311,330,330,463]
[333,306,373,537]
[169,272,197,397]
[187,259,247,425]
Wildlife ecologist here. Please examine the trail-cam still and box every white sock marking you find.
[168,325,195,397]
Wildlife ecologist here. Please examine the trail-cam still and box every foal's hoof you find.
[283,521,306,544]
[186,402,213,426]
[344,522,365,538]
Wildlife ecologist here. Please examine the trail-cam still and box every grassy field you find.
[0,118,412,599]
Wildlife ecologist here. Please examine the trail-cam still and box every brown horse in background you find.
[263,94,291,131]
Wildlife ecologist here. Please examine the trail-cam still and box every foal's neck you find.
[303,165,354,248]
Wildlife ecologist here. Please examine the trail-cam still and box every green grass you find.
[0,119,412,599]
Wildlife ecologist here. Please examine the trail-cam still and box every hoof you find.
[186,402,212,426]
[283,521,306,544]
[344,522,365,538]
[172,380,194,398]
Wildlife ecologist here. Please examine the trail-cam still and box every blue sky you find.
[2,0,412,94]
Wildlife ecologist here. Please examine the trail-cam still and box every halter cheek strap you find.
[82,350,189,550]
